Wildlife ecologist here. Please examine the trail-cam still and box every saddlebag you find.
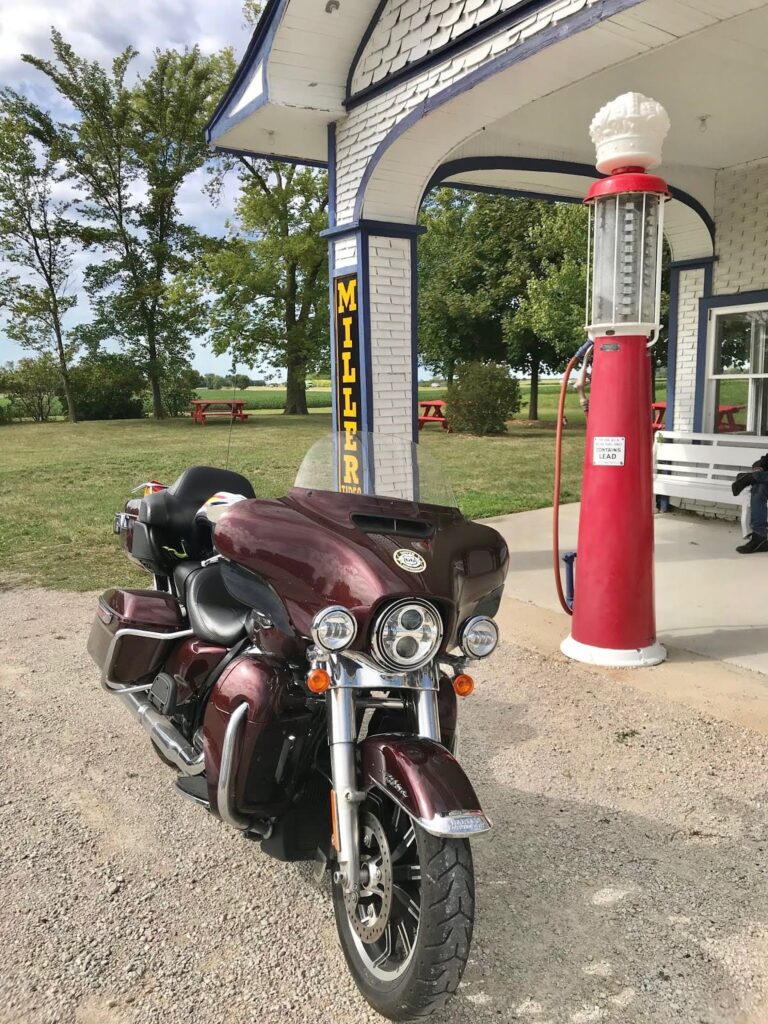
[87,589,187,686]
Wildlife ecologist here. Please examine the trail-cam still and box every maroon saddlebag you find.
[87,589,186,685]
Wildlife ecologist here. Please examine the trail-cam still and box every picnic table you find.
[651,401,745,433]
[190,399,249,425]
[418,398,451,431]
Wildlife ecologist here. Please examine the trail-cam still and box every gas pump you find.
[557,93,670,667]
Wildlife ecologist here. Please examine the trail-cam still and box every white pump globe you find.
[589,92,670,175]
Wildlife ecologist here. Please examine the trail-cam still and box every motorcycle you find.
[88,431,508,1020]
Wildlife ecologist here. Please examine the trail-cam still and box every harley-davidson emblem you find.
[393,548,426,573]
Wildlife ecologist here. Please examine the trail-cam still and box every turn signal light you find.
[307,668,331,694]
[453,673,475,697]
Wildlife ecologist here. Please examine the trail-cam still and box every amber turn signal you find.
[453,673,475,697]
[307,668,331,694]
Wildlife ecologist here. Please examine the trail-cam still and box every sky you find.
[0,0,256,375]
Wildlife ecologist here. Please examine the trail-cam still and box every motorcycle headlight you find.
[311,606,357,652]
[372,600,443,672]
[460,616,499,659]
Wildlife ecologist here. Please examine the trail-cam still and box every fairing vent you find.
[350,514,434,539]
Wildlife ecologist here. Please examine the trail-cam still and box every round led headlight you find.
[460,616,499,659]
[311,606,357,652]
[372,600,443,672]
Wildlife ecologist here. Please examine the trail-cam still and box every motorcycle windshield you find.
[294,432,457,508]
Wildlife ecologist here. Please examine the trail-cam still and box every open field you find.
[0,412,585,591]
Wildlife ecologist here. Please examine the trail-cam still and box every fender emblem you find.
[393,548,426,573]
[384,772,409,800]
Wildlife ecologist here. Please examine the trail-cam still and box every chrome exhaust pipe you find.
[117,690,205,776]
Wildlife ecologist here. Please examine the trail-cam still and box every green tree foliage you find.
[504,202,589,420]
[446,362,520,435]
[419,190,589,419]
[0,94,80,420]
[17,31,233,418]
[193,161,329,415]
[0,355,60,421]
[62,352,145,420]
[418,190,506,385]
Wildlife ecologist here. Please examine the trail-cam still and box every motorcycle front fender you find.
[360,733,492,839]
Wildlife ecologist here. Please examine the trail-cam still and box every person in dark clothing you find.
[732,452,768,553]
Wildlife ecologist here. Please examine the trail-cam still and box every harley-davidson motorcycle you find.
[88,431,508,1020]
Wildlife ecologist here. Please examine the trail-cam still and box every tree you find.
[0,94,80,421]
[195,161,329,415]
[418,190,506,384]
[504,202,589,420]
[17,32,233,418]
[0,355,60,421]
[419,190,590,419]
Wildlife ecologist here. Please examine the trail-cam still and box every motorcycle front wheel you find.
[332,790,475,1021]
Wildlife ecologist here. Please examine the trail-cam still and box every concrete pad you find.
[484,502,768,677]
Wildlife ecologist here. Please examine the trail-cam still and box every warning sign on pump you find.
[593,436,626,466]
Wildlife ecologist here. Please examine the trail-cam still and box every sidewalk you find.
[484,503,768,735]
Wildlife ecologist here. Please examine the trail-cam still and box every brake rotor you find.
[346,811,393,944]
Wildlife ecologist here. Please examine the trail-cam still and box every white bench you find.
[653,430,768,536]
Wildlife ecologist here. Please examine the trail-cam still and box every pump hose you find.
[553,341,593,616]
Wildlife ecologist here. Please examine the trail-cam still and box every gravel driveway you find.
[1,588,767,1024]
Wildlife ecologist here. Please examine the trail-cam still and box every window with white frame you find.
[706,303,768,435]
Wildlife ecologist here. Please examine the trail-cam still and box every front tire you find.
[332,792,475,1021]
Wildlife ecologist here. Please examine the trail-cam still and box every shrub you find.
[446,362,520,435]
[0,402,14,425]
[64,353,145,420]
[153,362,199,418]
[0,355,60,422]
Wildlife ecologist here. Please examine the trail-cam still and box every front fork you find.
[328,681,441,897]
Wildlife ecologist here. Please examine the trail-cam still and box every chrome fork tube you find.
[328,686,361,897]
[415,670,441,742]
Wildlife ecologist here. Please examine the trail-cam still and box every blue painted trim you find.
[428,156,716,245]
[670,256,716,271]
[438,179,582,205]
[328,242,339,434]
[358,231,375,435]
[322,219,427,240]
[212,145,328,169]
[666,267,680,432]
[346,0,640,109]
[692,263,717,433]
[207,0,286,144]
[327,123,337,229]
[353,0,643,219]
[346,0,389,102]
[410,234,420,444]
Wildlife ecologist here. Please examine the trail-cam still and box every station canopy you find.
[207,0,768,260]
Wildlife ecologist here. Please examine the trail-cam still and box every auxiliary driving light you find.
[310,606,357,652]
[459,616,499,659]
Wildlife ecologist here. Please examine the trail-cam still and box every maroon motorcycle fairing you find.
[360,734,485,824]
[213,488,508,647]
[164,638,227,705]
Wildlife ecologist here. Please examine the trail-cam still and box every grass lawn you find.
[0,411,585,591]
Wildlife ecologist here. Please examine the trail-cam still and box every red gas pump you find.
[560,93,670,667]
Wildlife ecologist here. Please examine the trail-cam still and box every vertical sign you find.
[334,273,364,493]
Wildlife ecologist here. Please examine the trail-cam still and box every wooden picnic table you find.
[418,398,451,432]
[651,401,745,433]
[190,399,249,425]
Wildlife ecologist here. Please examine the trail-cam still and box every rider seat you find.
[180,563,249,647]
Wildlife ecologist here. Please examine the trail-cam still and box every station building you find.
[207,0,768,500]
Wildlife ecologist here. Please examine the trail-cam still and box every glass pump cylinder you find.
[587,188,664,337]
